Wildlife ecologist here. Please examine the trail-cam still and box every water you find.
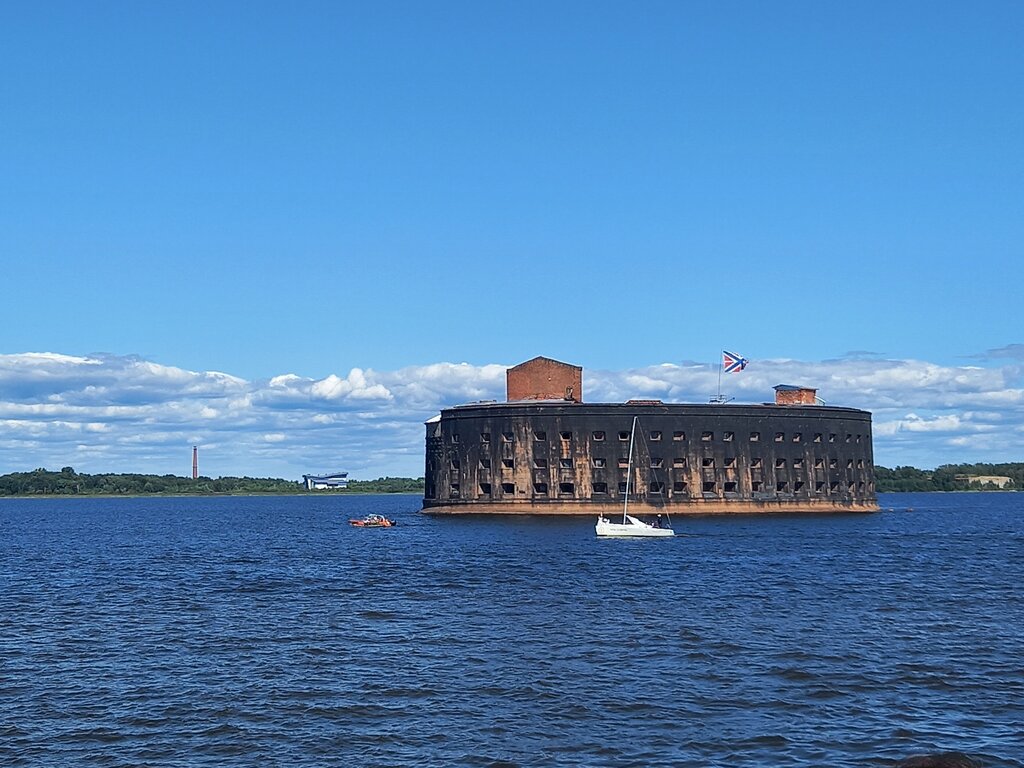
[1,492,1021,767]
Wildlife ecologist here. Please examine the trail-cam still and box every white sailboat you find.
[595,416,675,538]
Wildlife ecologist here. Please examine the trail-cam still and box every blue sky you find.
[1,3,1022,479]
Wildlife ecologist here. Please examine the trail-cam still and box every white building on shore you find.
[302,472,349,490]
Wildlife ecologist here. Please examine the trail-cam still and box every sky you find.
[1,2,1022,480]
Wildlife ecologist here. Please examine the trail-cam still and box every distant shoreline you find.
[0,469,426,497]
[1,464,1019,497]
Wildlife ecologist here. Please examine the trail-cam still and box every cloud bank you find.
[0,352,1021,480]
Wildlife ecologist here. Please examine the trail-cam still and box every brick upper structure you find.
[774,385,818,405]
[506,356,582,402]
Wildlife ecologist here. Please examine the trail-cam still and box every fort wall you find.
[423,401,877,515]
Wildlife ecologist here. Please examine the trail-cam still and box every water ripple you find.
[0,492,1021,766]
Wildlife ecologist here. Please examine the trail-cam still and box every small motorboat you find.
[349,514,397,528]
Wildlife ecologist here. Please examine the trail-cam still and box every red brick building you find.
[506,356,582,402]
[774,385,819,405]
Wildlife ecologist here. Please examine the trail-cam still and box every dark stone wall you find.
[422,402,877,514]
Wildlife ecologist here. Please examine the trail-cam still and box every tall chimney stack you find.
[192,446,198,480]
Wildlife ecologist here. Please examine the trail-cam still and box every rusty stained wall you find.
[423,419,444,501]
[423,403,876,511]
[474,416,596,503]
[506,357,582,402]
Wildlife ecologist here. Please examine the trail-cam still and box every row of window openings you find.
[460,431,864,444]
[455,480,868,497]
[460,457,867,470]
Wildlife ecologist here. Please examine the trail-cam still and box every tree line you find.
[0,464,1018,496]
[875,463,1022,492]
[0,467,425,496]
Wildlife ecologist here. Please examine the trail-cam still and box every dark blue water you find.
[1,493,1021,767]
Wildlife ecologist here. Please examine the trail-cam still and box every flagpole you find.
[716,350,745,404]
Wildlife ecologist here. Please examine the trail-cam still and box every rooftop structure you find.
[506,356,582,402]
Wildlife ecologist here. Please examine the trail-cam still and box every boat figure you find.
[596,416,675,538]
[349,514,397,528]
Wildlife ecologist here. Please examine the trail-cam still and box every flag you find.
[723,350,748,373]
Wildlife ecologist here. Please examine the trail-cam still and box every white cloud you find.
[309,369,393,401]
[0,351,1021,479]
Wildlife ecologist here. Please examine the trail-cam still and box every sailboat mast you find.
[623,415,637,523]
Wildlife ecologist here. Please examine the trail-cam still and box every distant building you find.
[955,474,1014,489]
[303,472,349,490]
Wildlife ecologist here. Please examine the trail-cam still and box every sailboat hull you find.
[595,515,674,538]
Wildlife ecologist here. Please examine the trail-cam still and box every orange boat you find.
[349,514,397,528]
